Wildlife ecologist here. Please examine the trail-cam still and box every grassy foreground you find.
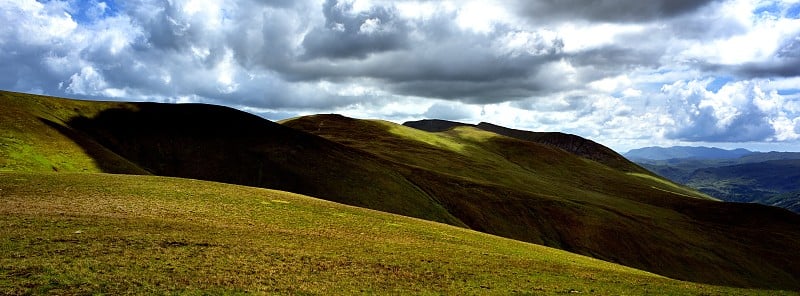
[0,172,790,295]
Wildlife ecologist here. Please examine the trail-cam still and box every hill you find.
[0,91,462,226]
[403,119,471,132]
[473,122,647,173]
[3,172,788,295]
[286,114,800,289]
[403,120,646,173]
[624,146,754,161]
[3,90,800,290]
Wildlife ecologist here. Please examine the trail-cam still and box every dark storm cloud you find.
[301,0,409,60]
[0,46,64,94]
[237,0,572,103]
[731,35,800,78]
[662,80,780,142]
[513,0,719,23]
[698,35,800,79]
[391,79,548,103]
[667,108,776,142]
[567,45,664,79]
[734,59,800,78]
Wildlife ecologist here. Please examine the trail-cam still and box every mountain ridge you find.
[625,146,755,161]
[403,119,646,173]
[627,145,800,213]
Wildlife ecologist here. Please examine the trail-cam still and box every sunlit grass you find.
[0,90,143,173]
[372,120,468,153]
[0,172,787,295]
[627,172,718,200]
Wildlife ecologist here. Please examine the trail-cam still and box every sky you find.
[2,0,800,152]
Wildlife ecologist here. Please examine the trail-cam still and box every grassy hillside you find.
[0,91,147,174]
[3,91,800,290]
[473,122,648,174]
[404,119,648,173]
[0,172,791,295]
[285,114,800,289]
[0,90,463,226]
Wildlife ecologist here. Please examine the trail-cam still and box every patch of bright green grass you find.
[627,172,719,201]
[372,120,469,153]
[0,172,787,295]
[0,90,144,173]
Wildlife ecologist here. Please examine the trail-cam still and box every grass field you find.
[0,172,791,295]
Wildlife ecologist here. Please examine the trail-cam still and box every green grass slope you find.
[0,90,462,226]
[0,91,148,174]
[0,172,791,295]
[473,122,648,174]
[404,119,648,174]
[284,114,800,290]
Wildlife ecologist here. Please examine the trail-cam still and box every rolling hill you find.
[2,172,787,295]
[0,91,463,226]
[2,90,800,290]
[404,119,644,172]
[284,114,800,289]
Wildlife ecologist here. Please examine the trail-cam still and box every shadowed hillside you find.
[403,119,471,132]
[3,91,800,290]
[0,91,462,226]
[0,91,148,174]
[289,114,800,290]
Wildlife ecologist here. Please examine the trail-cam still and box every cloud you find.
[1,0,799,151]
[423,102,475,120]
[301,0,409,60]
[287,6,566,103]
[512,0,718,23]
[661,79,792,142]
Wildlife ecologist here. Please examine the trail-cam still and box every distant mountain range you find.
[625,146,755,161]
[626,146,800,213]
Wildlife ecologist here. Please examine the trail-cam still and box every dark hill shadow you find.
[38,118,150,175]
[403,119,472,132]
[58,103,464,227]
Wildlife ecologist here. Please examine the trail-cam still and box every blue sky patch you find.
[706,76,733,93]
[777,88,800,96]
[47,0,120,24]
[754,2,781,16]
[787,3,800,19]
